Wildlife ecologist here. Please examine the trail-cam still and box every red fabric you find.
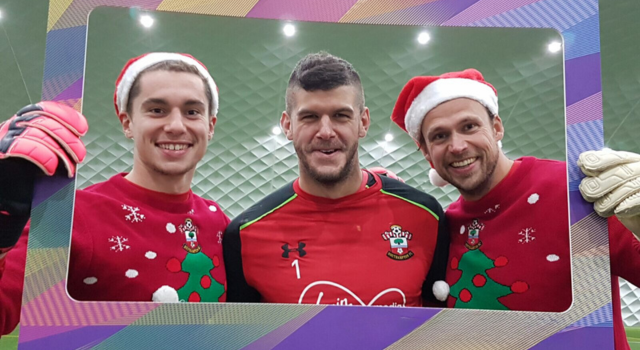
[1,173,229,335]
[444,157,640,349]
[609,216,640,350]
[67,174,229,302]
[445,157,573,312]
[0,224,28,335]
[237,174,445,306]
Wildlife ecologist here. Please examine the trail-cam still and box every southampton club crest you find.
[465,219,484,250]
[381,225,414,260]
[179,218,201,253]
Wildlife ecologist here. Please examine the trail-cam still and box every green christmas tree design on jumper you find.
[166,218,224,302]
[449,219,528,310]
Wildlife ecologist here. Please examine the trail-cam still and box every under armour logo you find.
[282,242,306,258]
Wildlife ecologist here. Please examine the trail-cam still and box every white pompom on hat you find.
[113,52,219,117]
[391,69,499,187]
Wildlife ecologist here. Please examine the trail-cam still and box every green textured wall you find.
[83,7,565,216]
[601,1,640,153]
[0,0,48,116]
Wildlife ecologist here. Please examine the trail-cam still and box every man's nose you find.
[449,133,468,153]
[164,109,187,134]
[316,115,336,139]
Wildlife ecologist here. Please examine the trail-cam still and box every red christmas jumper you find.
[445,156,640,350]
[1,173,229,335]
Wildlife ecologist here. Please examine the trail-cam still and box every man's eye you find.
[187,110,202,116]
[432,133,446,142]
[336,113,350,118]
[149,108,163,114]
[464,123,478,131]
[301,114,316,120]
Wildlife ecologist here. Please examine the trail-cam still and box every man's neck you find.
[125,165,193,195]
[298,166,363,200]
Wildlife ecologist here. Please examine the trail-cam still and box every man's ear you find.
[208,116,217,141]
[281,111,293,140]
[493,114,505,141]
[119,112,133,139]
[421,145,432,163]
[416,135,430,161]
[359,107,371,138]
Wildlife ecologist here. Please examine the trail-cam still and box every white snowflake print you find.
[125,269,139,278]
[209,205,217,212]
[484,204,500,214]
[518,228,536,243]
[188,209,195,215]
[166,223,176,233]
[528,193,540,204]
[217,231,223,244]
[547,254,560,262]
[122,205,145,223]
[109,236,131,252]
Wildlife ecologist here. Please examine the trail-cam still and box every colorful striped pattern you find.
[20,0,611,348]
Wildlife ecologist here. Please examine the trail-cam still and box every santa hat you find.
[391,69,499,187]
[114,52,219,117]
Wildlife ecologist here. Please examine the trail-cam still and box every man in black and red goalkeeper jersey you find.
[223,52,451,307]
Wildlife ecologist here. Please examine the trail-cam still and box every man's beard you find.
[446,148,499,198]
[296,143,359,186]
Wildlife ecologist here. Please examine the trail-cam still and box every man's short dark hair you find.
[126,60,213,116]
[285,52,365,115]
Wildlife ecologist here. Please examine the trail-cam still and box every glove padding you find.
[578,149,640,217]
[367,167,405,183]
[0,101,88,178]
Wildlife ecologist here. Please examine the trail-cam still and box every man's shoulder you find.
[78,174,123,194]
[377,175,444,219]
[524,157,567,184]
[190,192,222,207]
[227,182,297,232]
[525,156,566,170]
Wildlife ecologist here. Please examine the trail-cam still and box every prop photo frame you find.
[19,1,607,349]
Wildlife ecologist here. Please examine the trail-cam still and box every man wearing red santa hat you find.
[391,68,640,350]
[0,52,229,336]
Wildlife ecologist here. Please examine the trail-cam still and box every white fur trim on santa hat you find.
[152,285,180,303]
[405,78,498,141]
[116,52,219,116]
[433,280,450,302]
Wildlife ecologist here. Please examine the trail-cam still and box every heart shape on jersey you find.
[298,280,407,306]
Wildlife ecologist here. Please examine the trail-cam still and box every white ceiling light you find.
[548,41,562,53]
[140,15,154,28]
[417,32,430,45]
[283,24,296,37]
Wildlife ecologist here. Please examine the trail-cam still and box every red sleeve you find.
[608,216,640,286]
[0,224,28,336]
